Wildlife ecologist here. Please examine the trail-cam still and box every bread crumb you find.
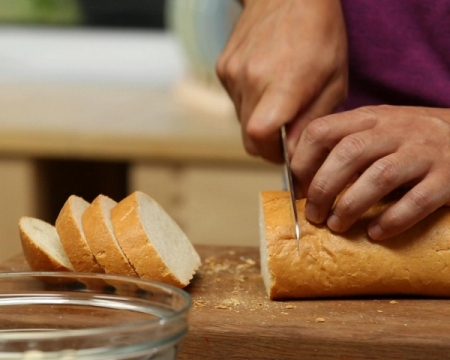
[316,317,326,323]
[245,258,256,266]
[258,302,263,307]
[194,300,206,308]
[390,300,398,304]
[281,312,288,315]
[238,275,247,282]
[215,304,228,310]
[377,310,383,313]
[221,298,240,307]
[285,305,295,309]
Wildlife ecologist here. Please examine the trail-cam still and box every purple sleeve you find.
[340,0,450,110]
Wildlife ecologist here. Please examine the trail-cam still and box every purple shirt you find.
[340,0,450,110]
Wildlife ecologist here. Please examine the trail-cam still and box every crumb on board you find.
[377,310,383,313]
[316,317,326,323]
[285,305,295,309]
[215,304,229,310]
[245,258,256,266]
[390,300,398,304]
[214,298,241,310]
[194,300,206,308]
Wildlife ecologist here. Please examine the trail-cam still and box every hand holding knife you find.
[281,125,301,252]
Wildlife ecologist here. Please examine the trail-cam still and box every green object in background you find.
[0,0,83,25]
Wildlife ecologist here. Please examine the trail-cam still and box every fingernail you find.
[368,224,383,240]
[327,214,342,232]
[305,203,319,223]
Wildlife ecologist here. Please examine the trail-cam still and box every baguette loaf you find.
[56,195,104,273]
[111,191,201,288]
[82,194,138,277]
[260,191,450,300]
[19,217,74,272]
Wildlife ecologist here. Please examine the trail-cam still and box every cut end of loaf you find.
[19,216,74,272]
[259,193,273,298]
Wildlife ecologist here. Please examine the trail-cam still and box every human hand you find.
[216,0,348,162]
[291,105,450,240]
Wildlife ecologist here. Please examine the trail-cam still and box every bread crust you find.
[19,217,74,272]
[111,192,186,287]
[56,195,104,273]
[83,195,138,277]
[261,191,450,299]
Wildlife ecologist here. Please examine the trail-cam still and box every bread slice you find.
[55,195,104,273]
[82,194,138,277]
[111,191,201,288]
[19,216,74,272]
[260,191,450,300]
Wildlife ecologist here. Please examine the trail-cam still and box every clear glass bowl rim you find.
[0,271,192,341]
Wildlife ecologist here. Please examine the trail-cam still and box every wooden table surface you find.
[2,245,450,359]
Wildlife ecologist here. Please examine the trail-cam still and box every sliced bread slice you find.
[19,216,74,272]
[55,195,104,273]
[82,194,138,277]
[111,191,201,288]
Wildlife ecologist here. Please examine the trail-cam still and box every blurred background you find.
[0,0,282,261]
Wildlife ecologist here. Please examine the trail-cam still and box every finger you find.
[244,84,305,163]
[367,175,450,240]
[291,107,378,203]
[239,88,264,156]
[287,71,348,199]
[305,129,397,224]
[327,150,431,233]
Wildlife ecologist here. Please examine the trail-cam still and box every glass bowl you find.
[0,272,191,359]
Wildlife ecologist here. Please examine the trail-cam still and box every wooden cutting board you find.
[3,245,450,359]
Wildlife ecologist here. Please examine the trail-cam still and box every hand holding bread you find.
[261,190,450,299]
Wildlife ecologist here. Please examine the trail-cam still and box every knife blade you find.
[281,125,300,251]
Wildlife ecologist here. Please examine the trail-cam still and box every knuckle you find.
[334,195,357,217]
[304,118,331,147]
[406,188,434,212]
[335,134,367,164]
[217,57,241,82]
[370,158,399,188]
[215,55,226,79]
[242,61,263,87]
[378,212,403,232]
[309,178,330,200]
[353,105,378,118]
[227,58,241,81]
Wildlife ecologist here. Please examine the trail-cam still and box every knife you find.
[281,125,301,251]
